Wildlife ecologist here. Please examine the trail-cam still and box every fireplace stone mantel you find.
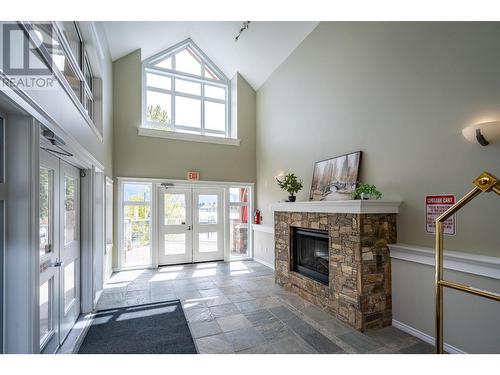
[273,206,399,332]
[270,200,401,214]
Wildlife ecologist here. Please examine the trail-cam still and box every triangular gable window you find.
[142,39,231,142]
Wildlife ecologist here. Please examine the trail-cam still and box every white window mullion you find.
[201,82,205,136]
[171,54,176,132]
[225,86,230,138]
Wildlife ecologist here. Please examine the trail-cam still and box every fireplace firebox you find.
[292,227,329,285]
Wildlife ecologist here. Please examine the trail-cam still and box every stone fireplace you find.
[272,200,399,331]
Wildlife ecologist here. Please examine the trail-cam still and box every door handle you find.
[187,225,192,231]
[51,260,64,268]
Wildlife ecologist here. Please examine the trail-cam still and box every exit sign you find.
[187,171,200,181]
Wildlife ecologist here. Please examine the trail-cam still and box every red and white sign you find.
[426,195,456,235]
[187,171,200,181]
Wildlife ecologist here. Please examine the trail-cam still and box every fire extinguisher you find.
[254,210,261,225]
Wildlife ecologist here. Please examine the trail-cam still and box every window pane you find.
[147,73,171,90]
[85,92,93,120]
[198,195,217,224]
[199,232,218,253]
[61,59,81,100]
[155,57,172,69]
[165,234,186,255]
[175,79,201,96]
[164,193,186,225]
[175,96,200,128]
[40,280,52,344]
[146,91,172,126]
[124,183,151,202]
[205,101,225,132]
[64,176,76,245]
[175,48,201,76]
[40,168,52,256]
[230,187,249,203]
[106,182,113,245]
[84,56,92,91]
[230,206,249,257]
[203,66,220,80]
[61,22,81,66]
[205,85,225,100]
[123,204,151,266]
[64,261,75,310]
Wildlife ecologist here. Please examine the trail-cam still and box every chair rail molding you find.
[389,243,500,280]
[251,224,274,234]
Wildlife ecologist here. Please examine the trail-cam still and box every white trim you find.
[138,127,240,146]
[0,70,104,171]
[88,22,105,61]
[270,200,401,214]
[117,177,254,187]
[253,257,275,270]
[252,224,274,234]
[389,243,500,280]
[392,319,466,354]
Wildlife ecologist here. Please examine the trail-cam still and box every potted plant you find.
[276,173,303,202]
[351,183,382,200]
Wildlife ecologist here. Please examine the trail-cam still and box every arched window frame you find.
[140,38,235,144]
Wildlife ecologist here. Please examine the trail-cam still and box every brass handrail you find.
[435,171,500,354]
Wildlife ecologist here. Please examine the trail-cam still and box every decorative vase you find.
[360,192,371,200]
[288,195,296,202]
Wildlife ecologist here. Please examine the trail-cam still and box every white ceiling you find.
[99,21,319,90]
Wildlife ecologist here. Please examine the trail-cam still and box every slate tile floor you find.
[96,260,434,354]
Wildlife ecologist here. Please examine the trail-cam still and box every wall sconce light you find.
[462,121,500,146]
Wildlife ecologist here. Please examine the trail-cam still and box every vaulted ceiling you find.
[99,21,319,90]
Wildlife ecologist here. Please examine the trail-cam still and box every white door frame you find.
[39,150,61,354]
[117,177,254,271]
[58,160,81,342]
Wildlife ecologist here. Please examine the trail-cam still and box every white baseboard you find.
[392,319,467,354]
[253,257,275,270]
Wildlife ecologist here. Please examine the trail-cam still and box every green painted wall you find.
[256,22,500,256]
[112,49,256,182]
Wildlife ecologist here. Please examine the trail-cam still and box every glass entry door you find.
[157,186,224,265]
[39,151,81,353]
[158,188,193,265]
[192,188,224,262]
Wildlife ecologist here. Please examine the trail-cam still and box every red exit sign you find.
[187,171,200,181]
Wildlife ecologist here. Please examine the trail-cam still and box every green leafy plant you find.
[276,173,304,199]
[351,183,382,200]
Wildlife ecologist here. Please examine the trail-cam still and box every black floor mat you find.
[78,300,197,354]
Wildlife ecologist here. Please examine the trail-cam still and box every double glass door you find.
[158,187,224,265]
[39,150,80,353]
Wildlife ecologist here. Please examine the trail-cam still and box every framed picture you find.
[309,151,362,201]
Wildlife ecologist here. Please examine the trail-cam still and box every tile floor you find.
[96,260,435,354]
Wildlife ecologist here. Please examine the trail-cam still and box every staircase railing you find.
[435,171,500,353]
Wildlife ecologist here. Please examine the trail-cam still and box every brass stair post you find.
[434,171,500,353]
